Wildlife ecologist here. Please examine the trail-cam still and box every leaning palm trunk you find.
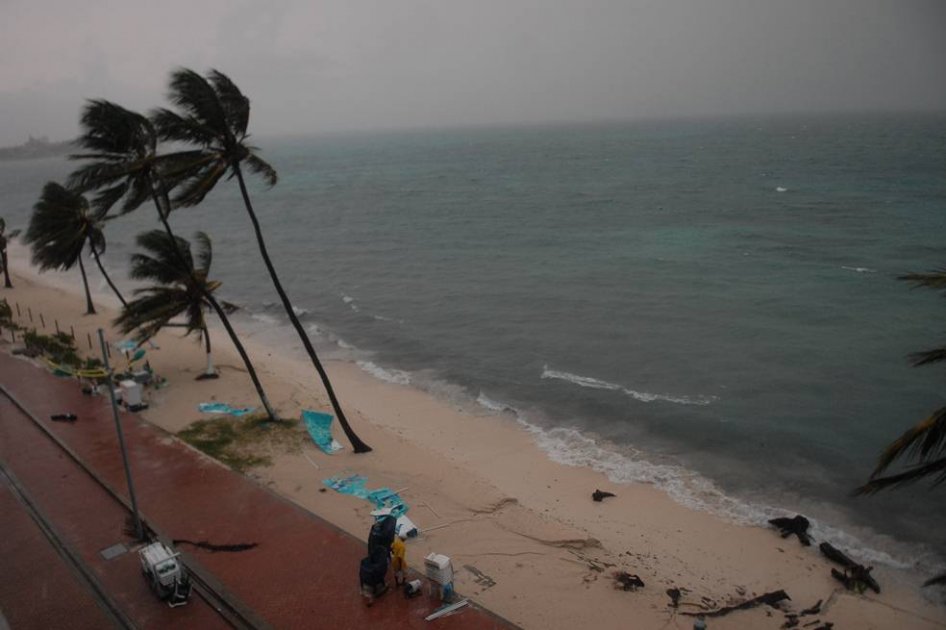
[201,324,216,377]
[76,251,96,315]
[146,180,275,420]
[234,165,371,452]
[204,291,275,419]
[90,245,127,307]
[1,249,11,288]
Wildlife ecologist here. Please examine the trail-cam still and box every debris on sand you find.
[592,489,616,502]
[768,515,812,546]
[612,571,644,591]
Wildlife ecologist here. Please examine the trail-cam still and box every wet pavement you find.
[0,351,516,629]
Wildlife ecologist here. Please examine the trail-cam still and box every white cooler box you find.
[120,380,143,407]
[424,553,454,585]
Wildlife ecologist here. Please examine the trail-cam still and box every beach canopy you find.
[302,409,343,454]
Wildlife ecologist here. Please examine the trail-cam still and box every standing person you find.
[359,546,390,606]
[391,534,407,586]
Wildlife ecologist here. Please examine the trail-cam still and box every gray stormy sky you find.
[1,0,944,145]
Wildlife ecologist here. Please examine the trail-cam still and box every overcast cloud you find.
[1,0,944,145]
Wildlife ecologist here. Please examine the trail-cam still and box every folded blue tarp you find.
[302,410,343,454]
[323,474,369,498]
[198,402,256,417]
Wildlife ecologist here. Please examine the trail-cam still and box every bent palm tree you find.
[117,230,275,419]
[153,68,371,452]
[24,183,126,314]
[0,218,22,289]
[856,269,946,585]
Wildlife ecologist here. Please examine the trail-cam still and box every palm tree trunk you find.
[147,181,274,420]
[76,249,96,315]
[202,325,216,376]
[1,249,11,288]
[90,245,127,307]
[205,294,276,420]
[233,164,371,453]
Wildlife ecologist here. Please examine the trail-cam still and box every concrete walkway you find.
[0,351,516,629]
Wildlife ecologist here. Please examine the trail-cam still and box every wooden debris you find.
[681,590,791,618]
[667,587,682,608]
[768,515,812,546]
[820,542,880,593]
[612,571,644,591]
[592,489,616,502]
[800,599,822,616]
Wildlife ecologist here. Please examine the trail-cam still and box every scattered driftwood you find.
[681,590,791,618]
[612,571,644,591]
[800,599,822,616]
[592,489,616,502]
[768,515,812,546]
[667,587,682,607]
[820,542,880,593]
[173,539,259,553]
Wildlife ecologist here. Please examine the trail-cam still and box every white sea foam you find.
[357,361,411,385]
[776,186,788,192]
[342,295,360,312]
[292,305,309,316]
[541,366,716,406]
[516,418,926,570]
[475,392,520,415]
[250,313,279,325]
[841,266,876,274]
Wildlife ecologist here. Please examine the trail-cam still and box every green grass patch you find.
[177,412,304,473]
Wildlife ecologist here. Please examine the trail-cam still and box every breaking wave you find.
[541,366,716,406]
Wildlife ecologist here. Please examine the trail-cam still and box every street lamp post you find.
[98,328,144,540]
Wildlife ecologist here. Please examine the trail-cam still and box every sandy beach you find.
[3,256,944,630]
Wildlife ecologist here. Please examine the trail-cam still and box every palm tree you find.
[153,68,371,452]
[68,99,202,230]
[856,269,946,585]
[24,183,127,314]
[857,269,946,494]
[117,229,276,420]
[0,218,22,288]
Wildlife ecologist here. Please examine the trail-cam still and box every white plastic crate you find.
[424,553,454,584]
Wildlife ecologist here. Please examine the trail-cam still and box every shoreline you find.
[4,261,945,629]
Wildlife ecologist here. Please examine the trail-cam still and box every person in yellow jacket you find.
[391,534,407,586]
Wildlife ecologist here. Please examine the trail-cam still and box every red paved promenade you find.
[0,351,516,629]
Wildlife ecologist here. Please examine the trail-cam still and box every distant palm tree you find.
[117,229,276,419]
[857,269,946,496]
[0,217,22,288]
[24,183,126,314]
[152,68,371,452]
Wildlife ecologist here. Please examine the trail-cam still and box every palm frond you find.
[74,100,156,156]
[151,108,219,147]
[871,406,946,477]
[899,270,946,291]
[172,161,228,207]
[116,286,203,341]
[909,348,946,367]
[208,69,250,139]
[166,68,229,138]
[25,183,94,271]
[855,456,946,495]
[243,153,278,187]
[129,230,195,284]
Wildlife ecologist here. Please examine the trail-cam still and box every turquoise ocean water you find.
[2,113,944,570]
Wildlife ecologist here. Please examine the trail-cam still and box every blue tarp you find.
[323,476,409,516]
[323,474,369,498]
[198,402,256,417]
[302,410,343,454]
